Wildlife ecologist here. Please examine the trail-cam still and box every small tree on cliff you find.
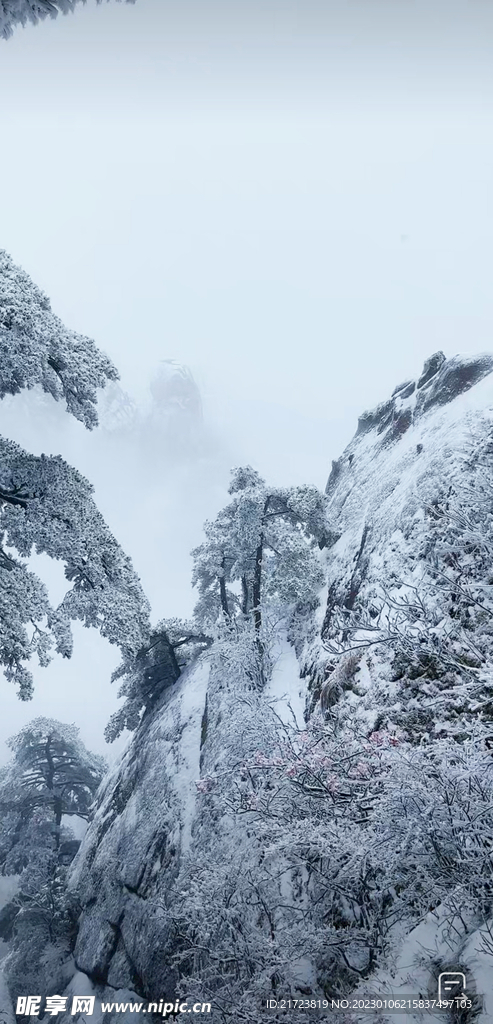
[191,466,328,635]
[0,717,106,871]
[104,617,214,741]
[0,720,105,1001]
[105,469,329,738]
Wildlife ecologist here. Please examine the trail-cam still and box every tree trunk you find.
[252,496,271,634]
[53,795,63,849]
[241,575,249,616]
[44,736,55,791]
[45,736,62,849]
[252,498,273,687]
[252,531,264,634]
[219,557,231,621]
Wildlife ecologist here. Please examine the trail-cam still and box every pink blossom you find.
[195,777,215,794]
[369,730,388,746]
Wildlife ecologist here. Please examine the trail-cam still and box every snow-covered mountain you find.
[50,351,493,1021]
[325,349,493,539]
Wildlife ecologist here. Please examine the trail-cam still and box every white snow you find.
[327,359,493,553]
[357,904,493,1024]
[172,659,210,853]
[266,633,306,729]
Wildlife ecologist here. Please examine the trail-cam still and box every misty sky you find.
[0,0,492,762]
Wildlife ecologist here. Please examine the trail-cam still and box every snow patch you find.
[266,634,306,730]
[173,659,210,853]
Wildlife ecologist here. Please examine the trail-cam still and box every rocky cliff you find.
[64,351,493,1023]
[300,351,493,739]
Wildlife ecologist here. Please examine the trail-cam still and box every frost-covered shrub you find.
[166,689,493,1021]
[3,863,79,1003]
[319,433,493,744]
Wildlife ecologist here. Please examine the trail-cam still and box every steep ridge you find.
[300,351,493,736]
[64,352,493,1021]
[325,350,493,532]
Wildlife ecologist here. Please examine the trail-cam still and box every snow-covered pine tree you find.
[184,466,329,693]
[103,469,328,740]
[0,0,134,40]
[0,717,106,869]
[0,251,151,700]
[0,719,106,1002]
[0,250,118,427]
[104,618,213,742]
[191,465,328,634]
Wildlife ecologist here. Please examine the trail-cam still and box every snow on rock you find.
[169,659,210,854]
[293,350,493,1015]
[266,632,306,729]
[325,351,493,538]
[69,658,209,996]
[149,360,202,420]
[309,351,493,734]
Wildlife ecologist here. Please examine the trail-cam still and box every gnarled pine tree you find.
[0,250,151,701]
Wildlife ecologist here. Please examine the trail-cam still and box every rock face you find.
[300,350,493,743]
[69,661,210,998]
[321,352,493,650]
[149,361,202,422]
[328,351,493,495]
[67,350,493,1014]
[325,350,493,526]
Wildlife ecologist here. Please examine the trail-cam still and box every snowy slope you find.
[266,632,307,729]
[297,351,493,737]
[325,352,493,539]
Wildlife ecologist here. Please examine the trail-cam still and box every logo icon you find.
[438,972,467,1002]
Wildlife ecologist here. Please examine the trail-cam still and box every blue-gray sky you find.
[0,0,492,759]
